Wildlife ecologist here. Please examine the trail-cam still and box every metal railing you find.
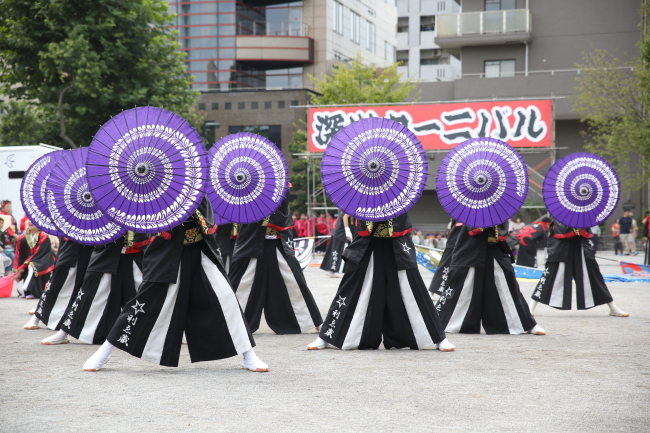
[460,66,635,79]
[236,21,310,38]
[437,9,530,38]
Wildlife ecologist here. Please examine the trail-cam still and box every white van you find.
[0,144,61,226]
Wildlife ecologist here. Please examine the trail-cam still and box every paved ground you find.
[0,252,648,432]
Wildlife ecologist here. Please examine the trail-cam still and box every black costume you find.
[229,198,323,334]
[514,223,547,268]
[58,233,148,344]
[435,224,538,334]
[318,214,446,350]
[531,222,613,310]
[215,223,238,273]
[35,239,94,328]
[320,215,355,274]
[13,230,55,298]
[106,198,254,367]
[428,221,462,296]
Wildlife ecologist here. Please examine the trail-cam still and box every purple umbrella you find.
[436,137,528,228]
[20,150,66,236]
[543,152,619,228]
[87,106,208,232]
[321,117,428,222]
[46,148,127,245]
[208,132,288,224]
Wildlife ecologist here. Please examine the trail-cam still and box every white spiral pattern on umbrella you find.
[444,140,527,210]
[48,167,125,244]
[342,128,426,220]
[554,157,618,222]
[210,134,285,205]
[104,124,204,231]
[21,154,59,234]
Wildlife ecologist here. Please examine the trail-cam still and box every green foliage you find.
[570,48,650,193]
[0,101,60,146]
[289,54,417,213]
[0,0,201,148]
[309,53,419,105]
[287,129,309,214]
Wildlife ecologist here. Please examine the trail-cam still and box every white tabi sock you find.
[41,329,69,345]
[528,324,546,335]
[306,337,329,350]
[436,338,456,352]
[83,341,114,372]
[242,348,269,372]
[529,300,538,316]
[23,315,40,329]
[607,302,629,317]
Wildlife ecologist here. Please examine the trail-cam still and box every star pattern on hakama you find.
[400,242,412,253]
[335,295,346,308]
[132,300,146,315]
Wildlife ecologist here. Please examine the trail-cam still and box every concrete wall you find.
[197,89,312,163]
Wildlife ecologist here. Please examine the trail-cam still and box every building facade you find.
[396,0,461,82]
[167,0,398,162]
[404,0,643,230]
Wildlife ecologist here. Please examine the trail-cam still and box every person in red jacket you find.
[1,200,19,240]
[13,220,55,298]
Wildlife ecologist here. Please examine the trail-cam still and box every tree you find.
[309,53,419,106]
[289,54,418,214]
[570,49,650,193]
[0,0,201,148]
[0,101,60,147]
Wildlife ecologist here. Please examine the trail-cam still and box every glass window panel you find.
[502,0,516,10]
[289,75,302,88]
[420,16,435,31]
[267,75,288,88]
[219,2,236,13]
[278,101,285,108]
[484,61,500,77]
[225,102,232,110]
[251,102,259,109]
[397,17,409,33]
[238,102,245,109]
[291,100,299,107]
[500,60,516,76]
[264,101,272,109]
[198,103,206,110]
[212,103,219,110]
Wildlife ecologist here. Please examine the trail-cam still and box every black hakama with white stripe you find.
[229,198,323,334]
[436,225,537,334]
[428,222,461,296]
[319,237,446,349]
[532,232,613,310]
[106,199,254,368]
[230,239,323,334]
[35,241,94,329]
[60,250,144,344]
[13,231,55,299]
[320,216,353,274]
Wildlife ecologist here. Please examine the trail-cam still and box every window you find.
[278,101,285,108]
[251,101,259,109]
[366,21,376,52]
[396,50,409,67]
[211,103,219,110]
[291,100,299,107]
[198,103,206,110]
[264,101,272,109]
[333,1,344,35]
[350,11,360,44]
[420,16,434,32]
[484,60,516,77]
[8,171,25,179]
[228,125,282,148]
[485,0,516,11]
[238,102,245,109]
[420,49,441,65]
[225,102,232,110]
[397,17,409,33]
[385,42,395,63]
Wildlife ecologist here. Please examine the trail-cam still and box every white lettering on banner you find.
[310,104,549,150]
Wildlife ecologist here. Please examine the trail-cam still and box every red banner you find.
[308,99,553,152]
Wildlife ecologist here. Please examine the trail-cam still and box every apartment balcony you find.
[235,21,314,69]
[436,9,531,51]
